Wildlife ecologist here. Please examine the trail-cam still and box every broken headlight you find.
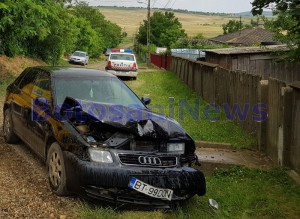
[167,143,185,154]
[88,148,113,163]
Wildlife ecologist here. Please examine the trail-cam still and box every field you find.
[99,7,252,40]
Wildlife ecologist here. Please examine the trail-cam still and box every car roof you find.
[110,52,135,55]
[28,67,116,78]
[74,51,86,53]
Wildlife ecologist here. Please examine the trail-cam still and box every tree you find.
[72,3,123,49]
[193,33,205,39]
[222,20,242,34]
[136,11,186,48]
[252,0,300,60]
[0,0,123,63]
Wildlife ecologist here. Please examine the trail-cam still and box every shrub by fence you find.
[171,56,300,174]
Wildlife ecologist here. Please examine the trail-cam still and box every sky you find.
[86,0,254,13]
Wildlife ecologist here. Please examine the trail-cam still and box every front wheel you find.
[47,142,68,196]
[3,109,19,144]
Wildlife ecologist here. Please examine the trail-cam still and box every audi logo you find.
[138,156,162,166]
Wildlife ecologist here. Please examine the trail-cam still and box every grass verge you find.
[0,74,15,96]
[126,71,256,148]
[78,167,300,219]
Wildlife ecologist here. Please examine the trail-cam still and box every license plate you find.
[129,177,173,201]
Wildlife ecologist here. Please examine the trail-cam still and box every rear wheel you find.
[47,142,68,196]
[3,109,19,144]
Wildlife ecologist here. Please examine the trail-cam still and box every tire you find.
[3,109,19,144]
[47,142,68,196]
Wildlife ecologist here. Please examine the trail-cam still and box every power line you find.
[171,0,177,8]
[163,0,172,9]
[152,0,158,8]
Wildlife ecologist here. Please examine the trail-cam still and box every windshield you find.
[53,76,145,109]
[73,52,86,57]
[110,54,135,61]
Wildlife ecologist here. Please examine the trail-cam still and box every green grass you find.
[125,71,256,148]
[78,167,300,219]
[119,36,135,49]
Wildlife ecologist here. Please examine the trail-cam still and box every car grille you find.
[118,154,177,167]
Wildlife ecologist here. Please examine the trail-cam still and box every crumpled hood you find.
[62,98,190,140]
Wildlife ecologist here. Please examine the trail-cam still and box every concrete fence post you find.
[257,80,269,152]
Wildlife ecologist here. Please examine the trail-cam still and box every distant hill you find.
[96,6,274,17]
[238,11,274,17]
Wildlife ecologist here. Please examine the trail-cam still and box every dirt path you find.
[0,97,79,218]
[86,61,107,71]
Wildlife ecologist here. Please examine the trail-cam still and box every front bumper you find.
[63,152,206,206]
[106,69,138,78]
[69,59,85,64]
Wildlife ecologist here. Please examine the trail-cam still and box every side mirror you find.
[141,97,151,106]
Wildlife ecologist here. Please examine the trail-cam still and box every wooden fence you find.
[205,52,300,83]
[171,56,262,134]
[171,56,300,174]
[264,79,300,173]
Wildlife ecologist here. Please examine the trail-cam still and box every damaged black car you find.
[3,67,206,208]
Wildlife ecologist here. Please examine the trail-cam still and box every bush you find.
[0,1,123,64]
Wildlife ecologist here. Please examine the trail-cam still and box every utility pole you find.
[147,0,151,66]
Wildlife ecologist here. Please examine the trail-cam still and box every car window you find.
[14,68,30,87]
[31,71,51,102]
[73,52,86,57]
[110,54,135,61]
[53,76,145,109]
[18,69,38,95]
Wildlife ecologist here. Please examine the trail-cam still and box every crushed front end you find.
[60,98,206,207]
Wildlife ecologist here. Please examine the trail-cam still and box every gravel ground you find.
[0,97,79,218]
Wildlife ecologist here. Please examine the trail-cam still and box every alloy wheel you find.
[49,151,63,187]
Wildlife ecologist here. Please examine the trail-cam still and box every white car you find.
[69,51,89,66]
[105,52,138,79]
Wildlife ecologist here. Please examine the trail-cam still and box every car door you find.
[28,70,52,157]
[11,69,38,142]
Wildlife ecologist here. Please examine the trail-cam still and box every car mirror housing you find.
[141,97,151,106]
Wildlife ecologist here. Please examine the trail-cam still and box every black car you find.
[3,67,206,208]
